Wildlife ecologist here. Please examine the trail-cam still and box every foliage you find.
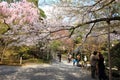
[39,8,47,18]
[27,0,46,18]
[23,58,47,64]
[27,0,38,6]
[13,45,30,57]
[110,42,120,70]
[49,40,62,51]
[74,36,82,44]
[19,46,29,53]
[0,23,9,34]
[3,46,26,61]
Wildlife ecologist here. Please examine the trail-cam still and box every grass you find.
[0,58,51,66]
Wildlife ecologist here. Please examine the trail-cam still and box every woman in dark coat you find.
[98,52,107,80]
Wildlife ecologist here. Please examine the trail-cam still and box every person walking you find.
[57,52,62,62]
[90,51,98,79]
[98,52,107,80]
[76,54,81,66]
[67,52,72,63]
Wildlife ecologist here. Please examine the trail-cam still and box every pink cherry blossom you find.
[0,0,40,25]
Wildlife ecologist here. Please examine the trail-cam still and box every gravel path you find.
[0,60,96,80]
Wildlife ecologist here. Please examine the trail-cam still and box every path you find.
[0,59,95,80]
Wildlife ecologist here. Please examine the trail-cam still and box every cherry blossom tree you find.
[0,0,40,25]
[0,0,44,46]
[0,0,43,62]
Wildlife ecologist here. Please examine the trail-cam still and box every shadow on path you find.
[0,60,95,80]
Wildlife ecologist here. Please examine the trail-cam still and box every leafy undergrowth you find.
[106,68,120,80]
[0,62,22,66]
[0,58,50,66]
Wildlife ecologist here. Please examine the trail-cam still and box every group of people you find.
[57,50,107,80]
[67,52,81,66]
[90,51,107,80]
[57,51,81,67]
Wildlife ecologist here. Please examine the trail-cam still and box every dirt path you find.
[0,60,95,80]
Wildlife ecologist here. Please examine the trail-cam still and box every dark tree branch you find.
[75,16,120,29]
[3,19,10,30]
[68,16,120,39]
[58,0,102,9]
[84,23,96,42]
[91,0,115,12]
[2,16,120,42]
[69,27,75,38]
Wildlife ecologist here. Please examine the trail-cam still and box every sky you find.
[38,0,58,6]
[38,0,95,6]
[38,0,95,17]
[38,0,55,17]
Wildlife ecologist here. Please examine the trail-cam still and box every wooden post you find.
[20,56,22,65]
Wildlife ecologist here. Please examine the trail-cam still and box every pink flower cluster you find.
[0,0,40,25]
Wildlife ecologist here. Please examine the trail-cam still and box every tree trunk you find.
[1,53,3,62]
[0,44,7,62]
[107,21,112,80]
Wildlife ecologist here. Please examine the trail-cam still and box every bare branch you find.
[75,16,120,29]
[3,19,11,31]
[84,23,96,42]
[69,27,75,38]
[91,0,115,12]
